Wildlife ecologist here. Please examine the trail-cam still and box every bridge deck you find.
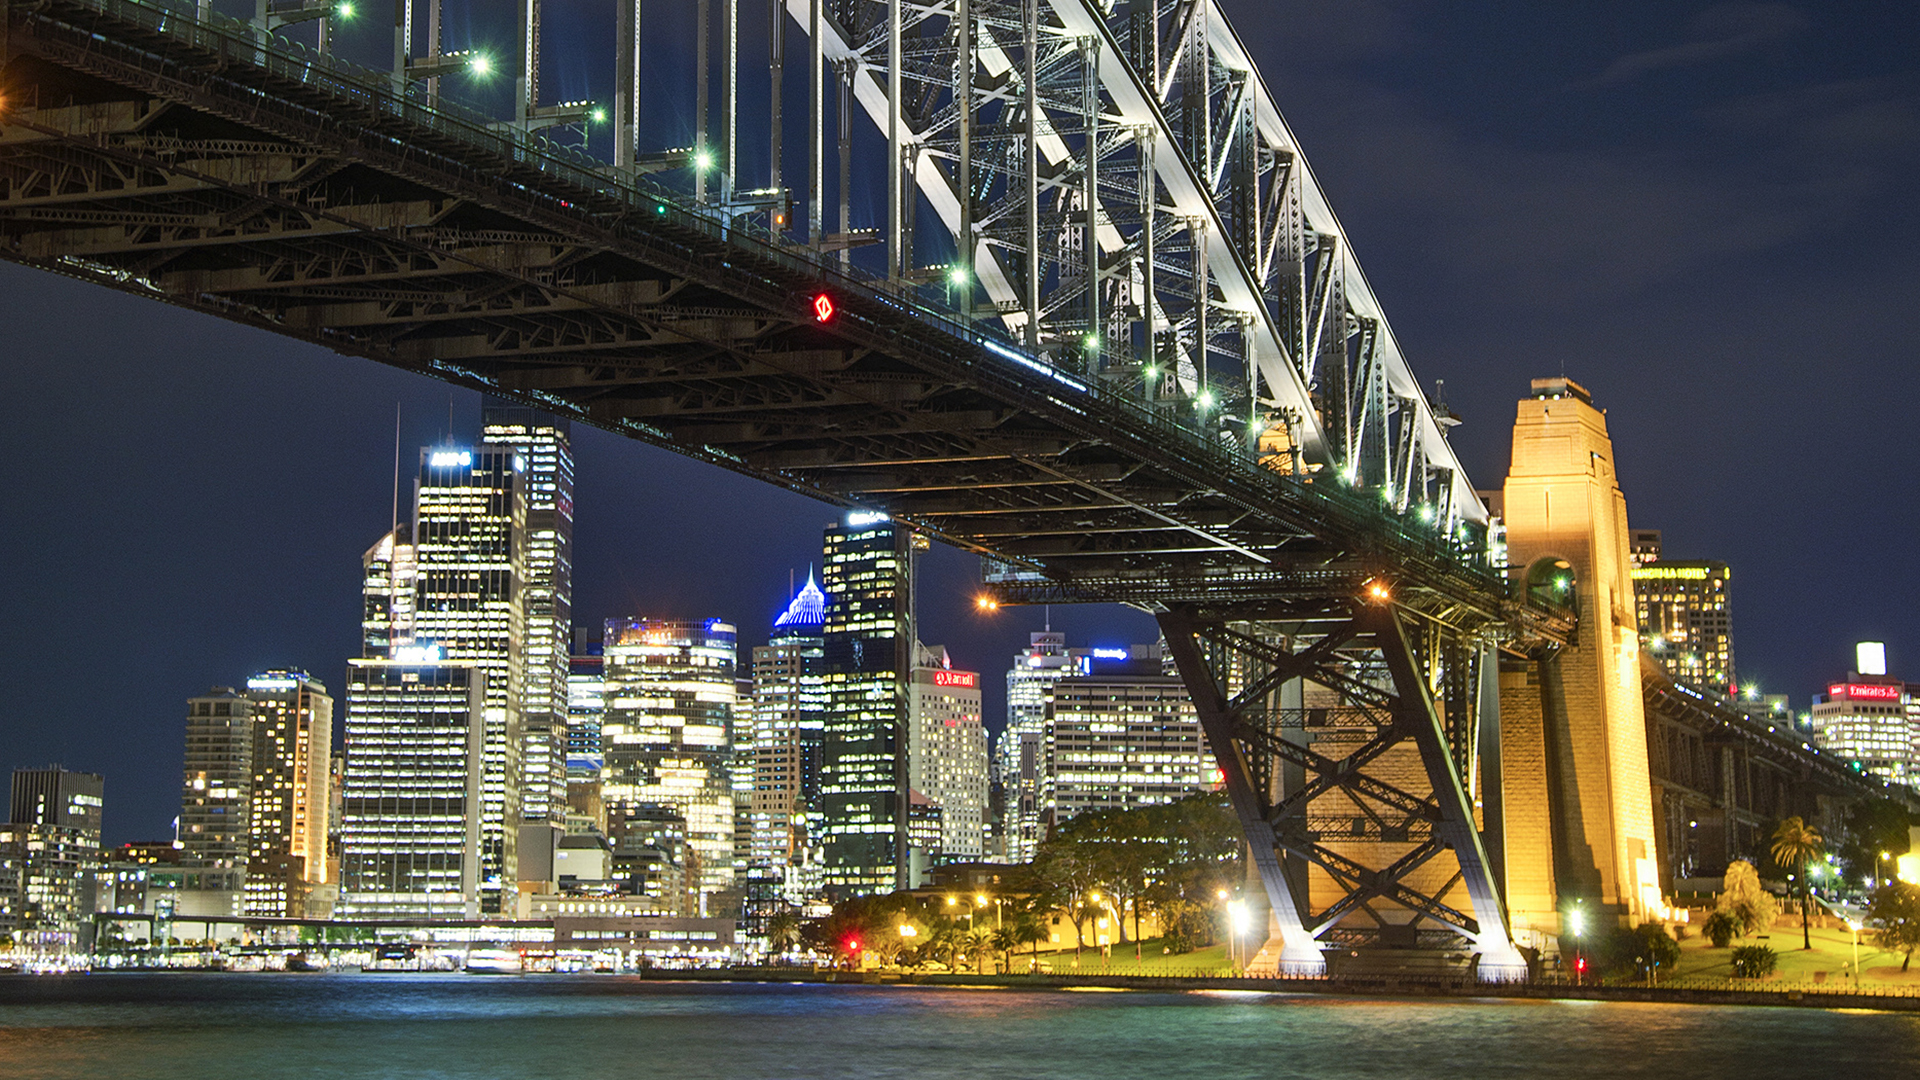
[0,0,1556,635]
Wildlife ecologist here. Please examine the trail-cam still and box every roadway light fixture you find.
[1196,389,1215,413]
[948,264,968,287]
[1362,578,1392,604]
[335,1,354,18]
[974,595,999,612]
[591,107,607,123]
[695,149,715,172]
[1084,332,1099,350]
[468,53,494,78]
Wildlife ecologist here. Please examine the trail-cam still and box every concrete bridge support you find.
[1497,377,1661,955]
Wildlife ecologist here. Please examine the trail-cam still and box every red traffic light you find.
[845,938,860,953]
[812,293,835,323]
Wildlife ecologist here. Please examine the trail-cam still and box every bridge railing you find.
[32,0,1509,593]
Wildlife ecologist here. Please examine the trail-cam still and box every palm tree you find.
[765,910,801,961]
[1771,816,1825,951]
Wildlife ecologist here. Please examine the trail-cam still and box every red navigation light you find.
[845,937,860,953]
[812,293,835,323]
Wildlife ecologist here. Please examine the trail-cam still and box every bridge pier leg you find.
[1159,602,1527,981]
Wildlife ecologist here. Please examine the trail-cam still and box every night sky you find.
[3,1,1916,845]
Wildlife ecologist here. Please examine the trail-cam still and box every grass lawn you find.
[1667,920,1920,986]
[1000,938,1234,976]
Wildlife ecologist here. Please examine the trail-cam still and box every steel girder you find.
[1158,601,1527,973]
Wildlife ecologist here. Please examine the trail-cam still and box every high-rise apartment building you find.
[747,576,828,880]
[4,766,104,955]
[481,398,574,832]
[1632,558,1735,694]
[600,617,739,905]
[566,646,608,833]
[1044,649,1213,823]
[180,687,253,910]
[338,658,487,919]
[820,511,915,896]
[242,670,333,919]
[1000,631,1078,863]
[908,645,988,863]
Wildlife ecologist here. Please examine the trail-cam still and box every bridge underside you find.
[2,0,1571,974]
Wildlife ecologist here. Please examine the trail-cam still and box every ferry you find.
[464,948,524,974]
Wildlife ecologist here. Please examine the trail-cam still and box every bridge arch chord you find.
[783,0,1480,526]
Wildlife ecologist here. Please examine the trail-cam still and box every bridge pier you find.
[1160,603,1526,980]
[1496,377,1662,955]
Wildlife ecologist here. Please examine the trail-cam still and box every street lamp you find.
[1849,919,1862,989]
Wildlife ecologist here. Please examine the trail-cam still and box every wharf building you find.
[336,657,486,920]
[819,510,919,896]
[907,645,988,864]
[1,766,104,955]
[599,617,740,909]
[1042,646,1214,824]
[240,670,334,919]
[746,575,827,889]
[1809,643,1920,786]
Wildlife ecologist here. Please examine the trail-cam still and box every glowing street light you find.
[468,53,494,78]
[334,1,355,18]
[1196,389,1215,412]
[591,107,607,123]
[974,595,999,612]
[948,264,969,287]
[694,149,715,172]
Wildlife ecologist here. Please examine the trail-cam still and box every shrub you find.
[1730,945,1777,978]
[1703,911,1739,948]
[1716,860,1780,937]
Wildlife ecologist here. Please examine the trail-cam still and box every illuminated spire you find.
[773,569,826,630]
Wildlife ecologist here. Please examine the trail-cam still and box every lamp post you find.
[1849,919,1862,990]
[1227,899,1249,974]
[1566,900,1587,986]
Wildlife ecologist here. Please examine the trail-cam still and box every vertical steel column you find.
[887,0,902,280]
[809,0,824,248]
[391,0,410,90]
[518,0,540,126]
[1081,38,1099,354]
[837,58,853,265]
[1022,0,1040,350]
[318,15,332,56]
[424,0,441,101]
[1194,217,1208,397]
[724,0,738,202]
[956,0,972,299]
[1242,313,1258,453]
[768,0,783,191]
[615,0,641,169]
[1140,126,1156,395]
[1476,639,1508,894]
[696,0,710,202]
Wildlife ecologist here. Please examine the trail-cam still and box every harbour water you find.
[2,974,1916,1080]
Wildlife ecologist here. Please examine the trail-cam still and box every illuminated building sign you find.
[844,510,889,527]
[1090,648,1129,660]
[394,644,444,664]
[1830,684,1902,702]
[932,670,978,689]
[429,450,472,468]
[1631,566,1715,581]
[246,677,297,691]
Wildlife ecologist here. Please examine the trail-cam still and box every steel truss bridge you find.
[3,0,1575,974]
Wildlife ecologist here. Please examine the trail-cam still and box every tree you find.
[1730,944,1777,978]
[765,910,801,959]
[1866,881,1920,972]
[1770,816,1825,950]
[1701,910,1738,948]
[1715,859,1779,939]
[1835,797,1914,884]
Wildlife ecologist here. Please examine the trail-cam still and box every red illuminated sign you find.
[812,293,835,323]
[932,670,978,689]
[1830,683,1901,701]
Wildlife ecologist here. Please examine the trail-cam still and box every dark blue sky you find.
[3,1,1916,843]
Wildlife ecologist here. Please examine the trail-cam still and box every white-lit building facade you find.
[1044,647,1214,823]
[908,645,988,863]
[242,670,333,919]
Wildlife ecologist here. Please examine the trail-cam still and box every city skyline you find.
[5,0,1918,851]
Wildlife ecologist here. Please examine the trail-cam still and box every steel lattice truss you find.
[796,0,1475,520]
[0,0,1572,971]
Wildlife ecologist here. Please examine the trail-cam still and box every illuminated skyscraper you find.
[819,511,915,895]
[180,687,253,913]
[481,398,574,832]
[748,575,827,879]
[242,670,333,919]
[376,442,525,909]
[1809,645,1920,786]
[999,631,1077,863]
[1044,648,1213,823]
[566,646,607,832]
[600,618,739,905]
[908,645,987,862]
[1631,559,1735,693]
[338,658,486,919]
